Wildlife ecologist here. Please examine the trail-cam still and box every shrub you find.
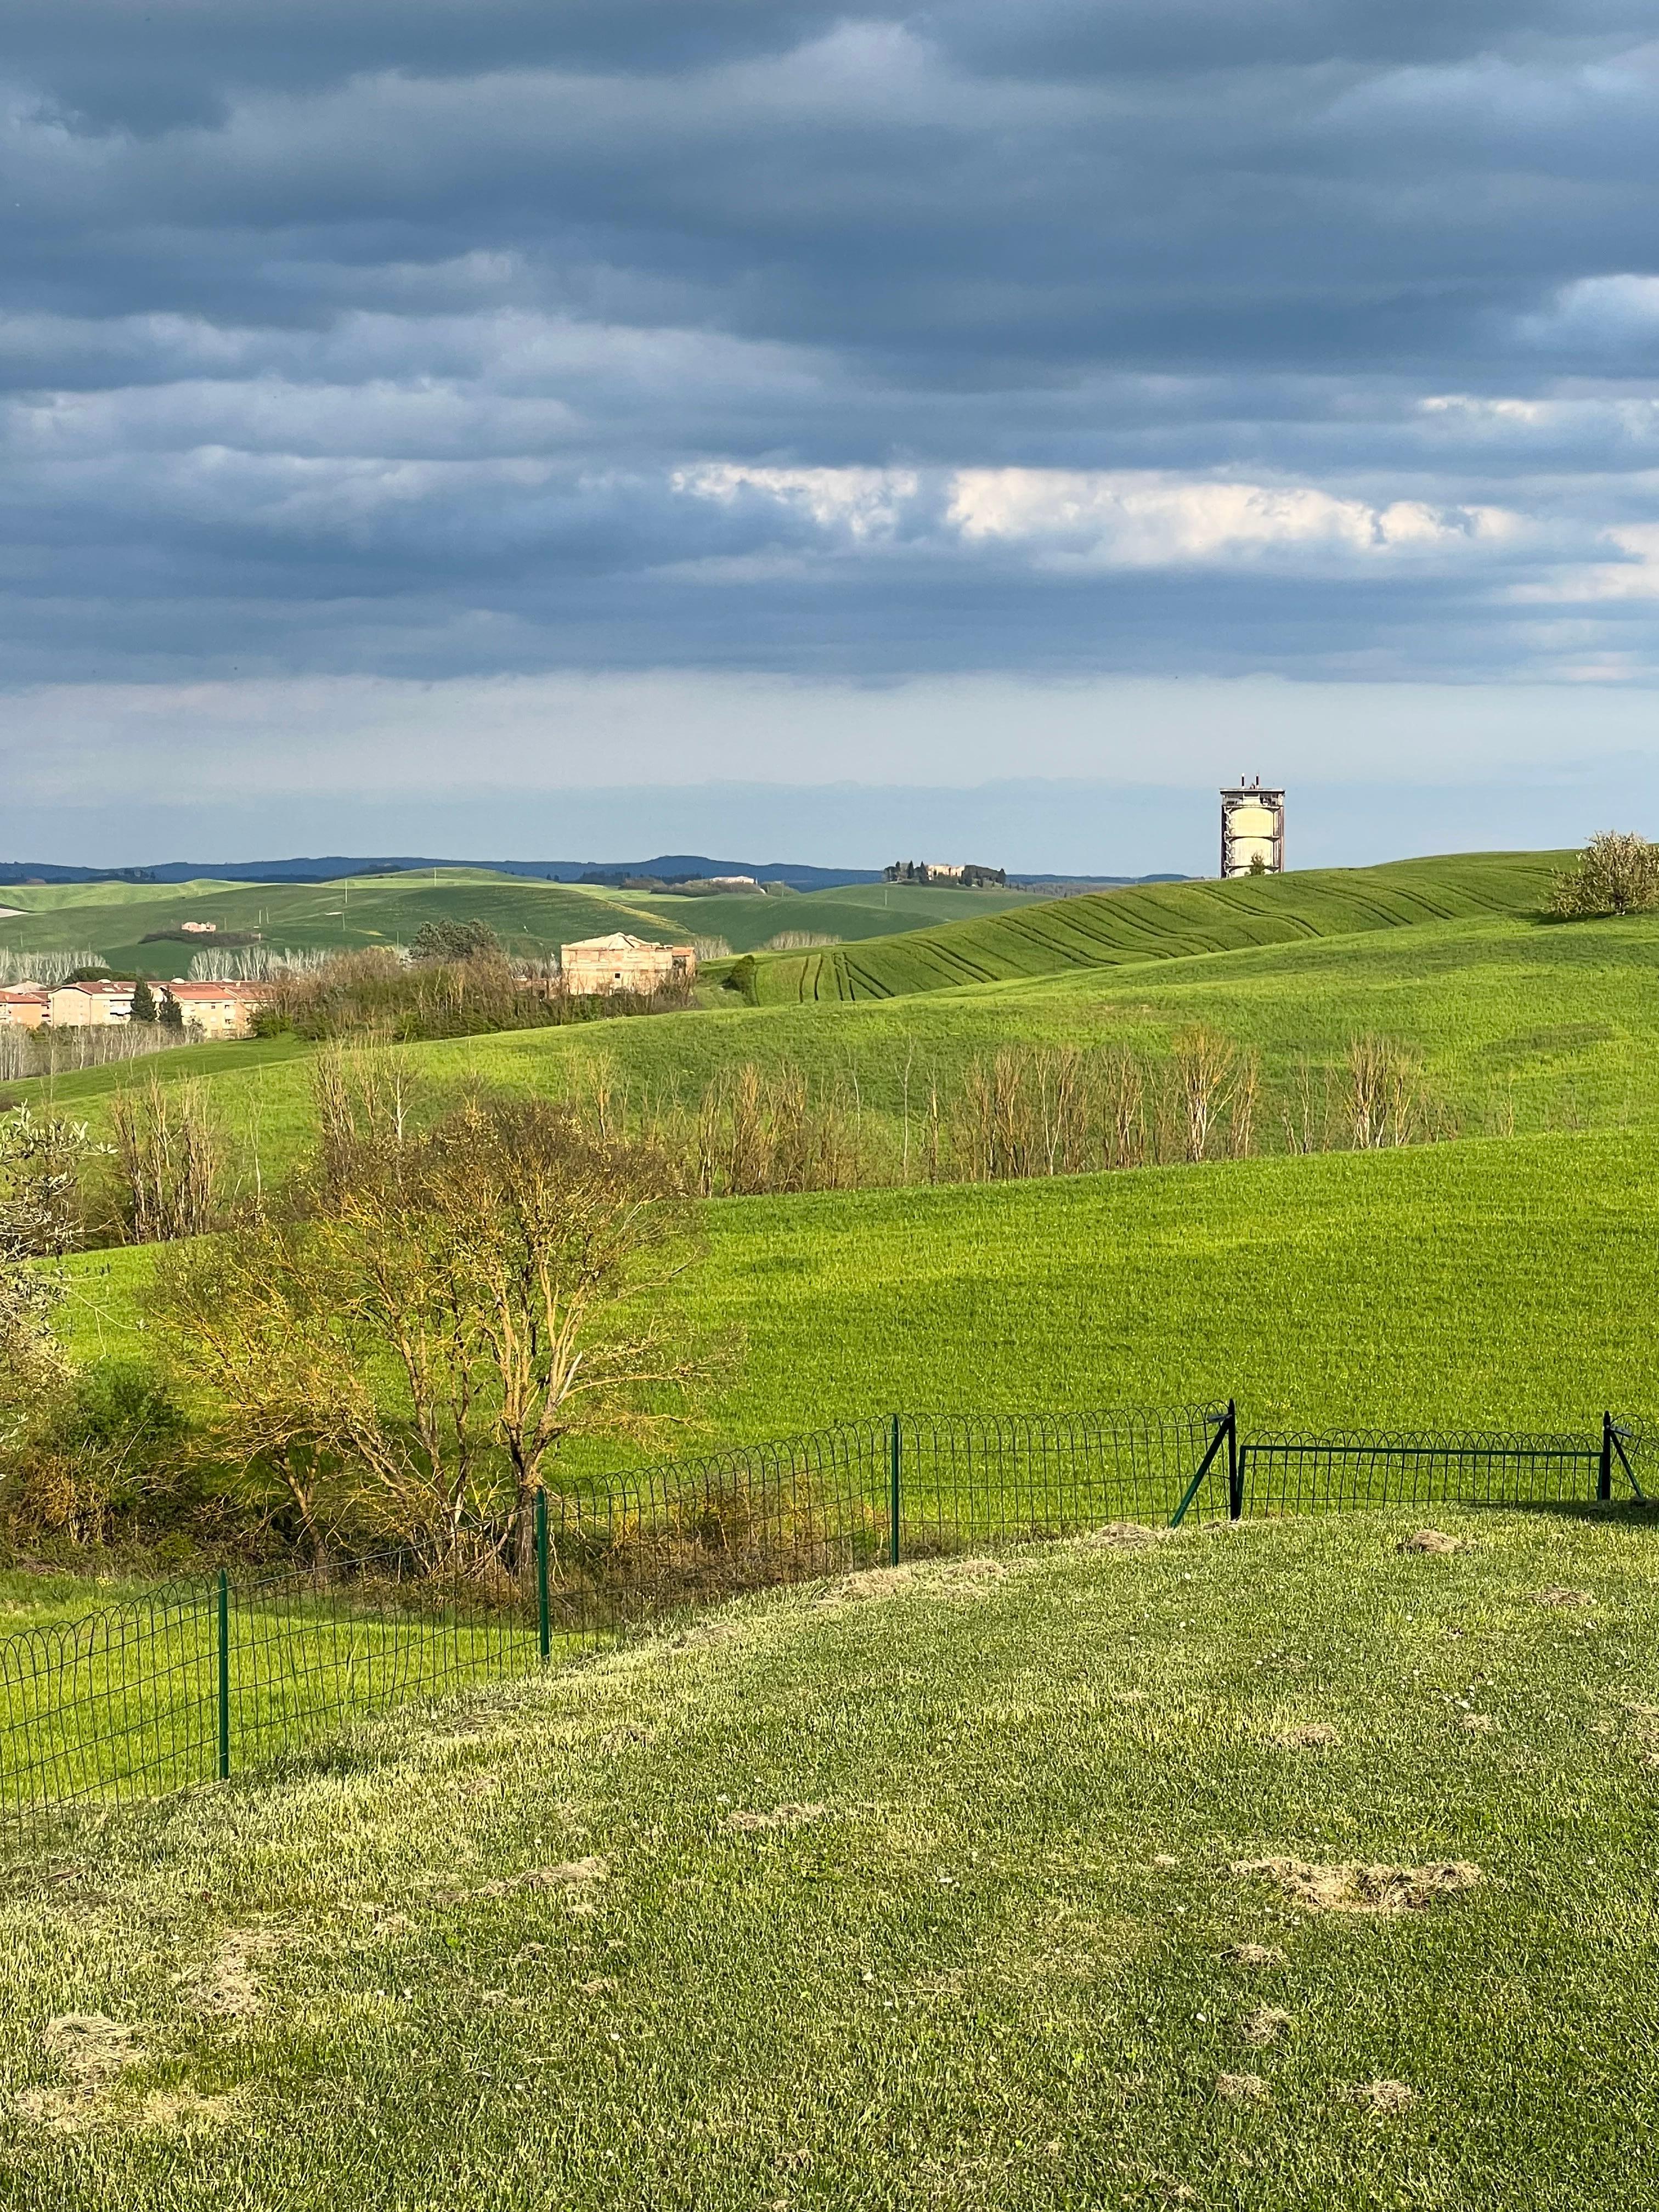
[724,955,759,1005]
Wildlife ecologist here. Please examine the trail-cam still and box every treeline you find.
[56,1026,1455,1255]
[568,1028,1452,1197]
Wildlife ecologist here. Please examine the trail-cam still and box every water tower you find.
[1220,781,1285,877]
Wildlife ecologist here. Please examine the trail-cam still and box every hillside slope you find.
[63,1120,1659,1446]
[749,850,1566,1002]
[20,896,1659,1177]
[5,1506,1656,2210]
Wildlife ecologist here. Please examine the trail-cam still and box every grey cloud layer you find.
[4,1,1659,698]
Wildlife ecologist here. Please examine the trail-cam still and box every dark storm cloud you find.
[3,0,1659,701]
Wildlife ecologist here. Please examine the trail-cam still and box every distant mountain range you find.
[0,855,1189,893]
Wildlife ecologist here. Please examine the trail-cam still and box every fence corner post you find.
[216,1568,231,1782]
[889,1414,901,1567]
[1227,1398,1243,1521]
[535,1486,551,1661]
[1599,1412,1613,1503]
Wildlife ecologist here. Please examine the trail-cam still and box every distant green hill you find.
[745,851,1566,1002]
[0,869,1043,973]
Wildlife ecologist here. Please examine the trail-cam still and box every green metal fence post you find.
[1599,1413,1613,1503]
[1226,1400,1243,1520]
[889,1414,901,1567]
[535,1487,551,1662]
[216,1568,230,1782]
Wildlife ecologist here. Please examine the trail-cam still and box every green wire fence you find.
[2,1401,1650,1821]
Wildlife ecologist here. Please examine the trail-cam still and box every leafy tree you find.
[1550,832,1659,919]
[158,988,185,1031]
[1246,851,1268,876]
[129,978,158,1024]
[409,917,503,963]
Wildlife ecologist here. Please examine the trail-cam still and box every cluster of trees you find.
[0,1059,717,1570]
[128,980,186,1029]
[557,1029,1451,1201]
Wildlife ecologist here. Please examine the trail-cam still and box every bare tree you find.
[107,1077,221,1243]
[1172,1025,1234,1163]
[146,1075,715,1571]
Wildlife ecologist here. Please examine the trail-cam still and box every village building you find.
[559,934,696,995]
[47,980,137,1027]
[0,986,49,1029]
[162,981,262,1037]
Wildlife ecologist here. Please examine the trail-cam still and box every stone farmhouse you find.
[560,934,696,995]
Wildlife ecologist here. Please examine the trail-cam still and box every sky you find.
[5,1,1659,871]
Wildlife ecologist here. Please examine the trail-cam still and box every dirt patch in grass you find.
[190,1929,285,2021]
[16,2013,142,2131]
[1271,1723,1340,1750]
[1233,1858,1482,1914]
[820,1559,1007,1606]
[1459,1711,1497,1733]
[1345,2079,1417,2115]
[1226,1943,1283,1966]
[1537,1586,1595,1607]
[1077,1523,1165,1550]
[1216,2073,1268,2103]
[1398,1530,1469,1556]
[1240,2006,1291,2046]
[469,1857,609,1899]
[725,1802,826,1833]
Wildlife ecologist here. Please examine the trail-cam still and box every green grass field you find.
[3,1504,1655,2209]
[54,1119,1659,1469]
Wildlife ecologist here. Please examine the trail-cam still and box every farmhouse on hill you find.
[560,933,696,995]
[883,860,1007,888]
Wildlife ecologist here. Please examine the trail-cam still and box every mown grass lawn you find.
[2,1504,1656,2209]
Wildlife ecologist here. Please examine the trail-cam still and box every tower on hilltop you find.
[1220,780,1285,877]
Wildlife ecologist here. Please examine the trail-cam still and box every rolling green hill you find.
[18,896,1659,1182]
[0,871,687,972]
[603,878,1048,955]
[0,871,1045,975]
[745,850,1566,1002]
